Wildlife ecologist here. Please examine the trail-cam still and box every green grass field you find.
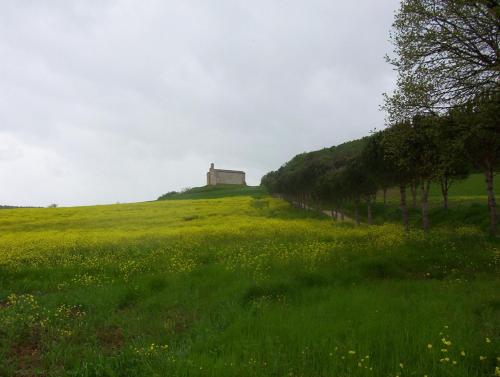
[0,180,499,376]
[427,173,500,199]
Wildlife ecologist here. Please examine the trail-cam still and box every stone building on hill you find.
[206,163,246,186]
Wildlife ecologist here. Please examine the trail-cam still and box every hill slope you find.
[0,195,498,376]
[158,184,267,200]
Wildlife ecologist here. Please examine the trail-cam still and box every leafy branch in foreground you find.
[385,0,499,114]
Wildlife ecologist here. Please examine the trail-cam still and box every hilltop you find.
[262,127,499,235]
[156,137,367,202]
[158,184,267,201]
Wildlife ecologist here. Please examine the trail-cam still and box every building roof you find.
[213,168,245,174]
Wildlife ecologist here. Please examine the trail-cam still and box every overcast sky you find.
[0,0,400,207]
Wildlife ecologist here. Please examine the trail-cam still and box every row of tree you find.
[263,0,499,235]
[261,98,498,234]
[383,0,499,235]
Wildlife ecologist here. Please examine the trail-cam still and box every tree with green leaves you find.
[452,91,500,235]
[314,170,347,221]
[381,122,417,230]
[361,132,399,209]
[411,115,442,232]
[386,0,499,115]
[432,115,470,209]
[339,158,378,225]
[384,0,499,234]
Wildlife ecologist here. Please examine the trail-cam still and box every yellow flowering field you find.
[0,196,498,376]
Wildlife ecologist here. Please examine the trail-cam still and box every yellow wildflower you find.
[441,338,452,346]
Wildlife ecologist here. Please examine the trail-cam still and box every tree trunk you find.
[367,198,373,225]
[340,210,344,222]
[410,181,417,209]
[400,184,409,231]
[421,180,430,233]
[354,200,360,225]
[440,176,449,210]
[485,167,497,236]
[383,187,387,209]
[330,209,335,221]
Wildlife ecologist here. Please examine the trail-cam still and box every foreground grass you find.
[0,196,499,376]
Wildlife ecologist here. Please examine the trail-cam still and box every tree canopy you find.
[384,0,499,123]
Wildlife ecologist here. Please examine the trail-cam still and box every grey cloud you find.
[0,0,399,206]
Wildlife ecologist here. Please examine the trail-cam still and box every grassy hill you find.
[427,172,500,199]
[158,184,267,200]
[346,173,500,231]
[331,136,368,157]
[0,190,498,376]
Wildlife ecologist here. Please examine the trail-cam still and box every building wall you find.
[207,164,246,186]
[213,170,245,185]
